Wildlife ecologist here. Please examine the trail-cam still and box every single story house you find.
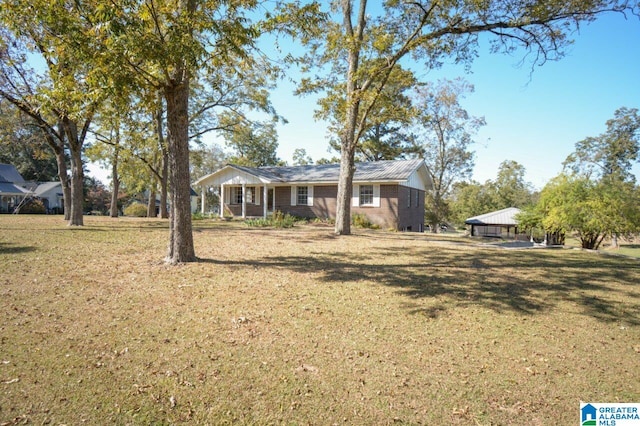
[194,159,432,232]
[465,207,526,239]
[0,164,31,213]
[31,181,64,214]
[1,163,66,214]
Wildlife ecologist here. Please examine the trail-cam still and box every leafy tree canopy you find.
[529,108,640,249]
[292,0,638,235]
[534,174,639,249]
[489,160,537,209]
[0,99,58,181]
[292,148,313,166]
[448,161,536,226]
[223,118,282,167]
[190,143,228,182]
[412,78,484,229]
[563,107,640,182]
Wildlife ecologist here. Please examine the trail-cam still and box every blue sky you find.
[265,12,640,189]
[86,11,639,189]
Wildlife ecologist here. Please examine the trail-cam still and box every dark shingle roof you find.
[0,164,25,183]
[0,182,30,195]
[0,164,30,195]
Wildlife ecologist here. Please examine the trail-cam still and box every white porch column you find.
[220,184,225,218]
[200,185,206,214]
[272,187,276,214]
[241,184,246,218]
[263,184,268,218]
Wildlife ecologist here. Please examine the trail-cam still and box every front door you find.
[268,188,274,212]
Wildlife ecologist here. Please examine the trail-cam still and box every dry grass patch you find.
[1,215,639,425]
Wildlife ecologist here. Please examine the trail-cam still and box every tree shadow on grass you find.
[0,241,37,254]
[199,246,640,325]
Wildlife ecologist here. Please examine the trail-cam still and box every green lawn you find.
[1,216,638,425]
[564,236,640,258]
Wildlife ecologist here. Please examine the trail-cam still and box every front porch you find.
[210,184,276,219]
[194,165,277,219]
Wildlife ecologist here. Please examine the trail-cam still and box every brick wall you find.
[225,186,265,217]
[223,183,424,232]
[395,186,425,232]
[352,184,398,230]
[270,185,337,219]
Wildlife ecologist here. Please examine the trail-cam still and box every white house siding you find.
[37,185,63,210]
[214,168,265,186]
[405,168,432,192]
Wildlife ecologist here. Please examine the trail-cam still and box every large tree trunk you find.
[160,152,169,219]
[63,119,84,226]
[68,145,84,226]
[335,144,356,234]
[147,181,157,217]
[155,99,169,219]
[39,126,71,219]
[334,0,365,235]
[49,135,72,220]
[164,80,196,263]
[62,106,95,226]
[58,159,72,220]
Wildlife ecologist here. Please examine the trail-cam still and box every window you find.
[415,189,419,207]
[407,188,412,207]
[230,186,256,204]
[291,185,313,206]
[353,184,379,207]
[297,186,308,206]
[359,185,374,205]
[231,187,242,204]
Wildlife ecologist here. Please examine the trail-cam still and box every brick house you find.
[194,159,432,232]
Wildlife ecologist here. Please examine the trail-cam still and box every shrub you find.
[244,211,303,229]
[17,198,46,214]
[245,218,272,227]
[192,212,215,221]
[273,211,300,228]
[351,213,379,229]
[312,217,334,225]
[123,202,148,217]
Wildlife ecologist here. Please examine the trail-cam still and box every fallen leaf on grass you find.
[295,364,318,374]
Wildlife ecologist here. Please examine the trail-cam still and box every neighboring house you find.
[0,164,31,213]
[189,187,198,214]
[0,163,66,214]
[194,159,432,232]
[465,207,525,239]
[32,181,64,214]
